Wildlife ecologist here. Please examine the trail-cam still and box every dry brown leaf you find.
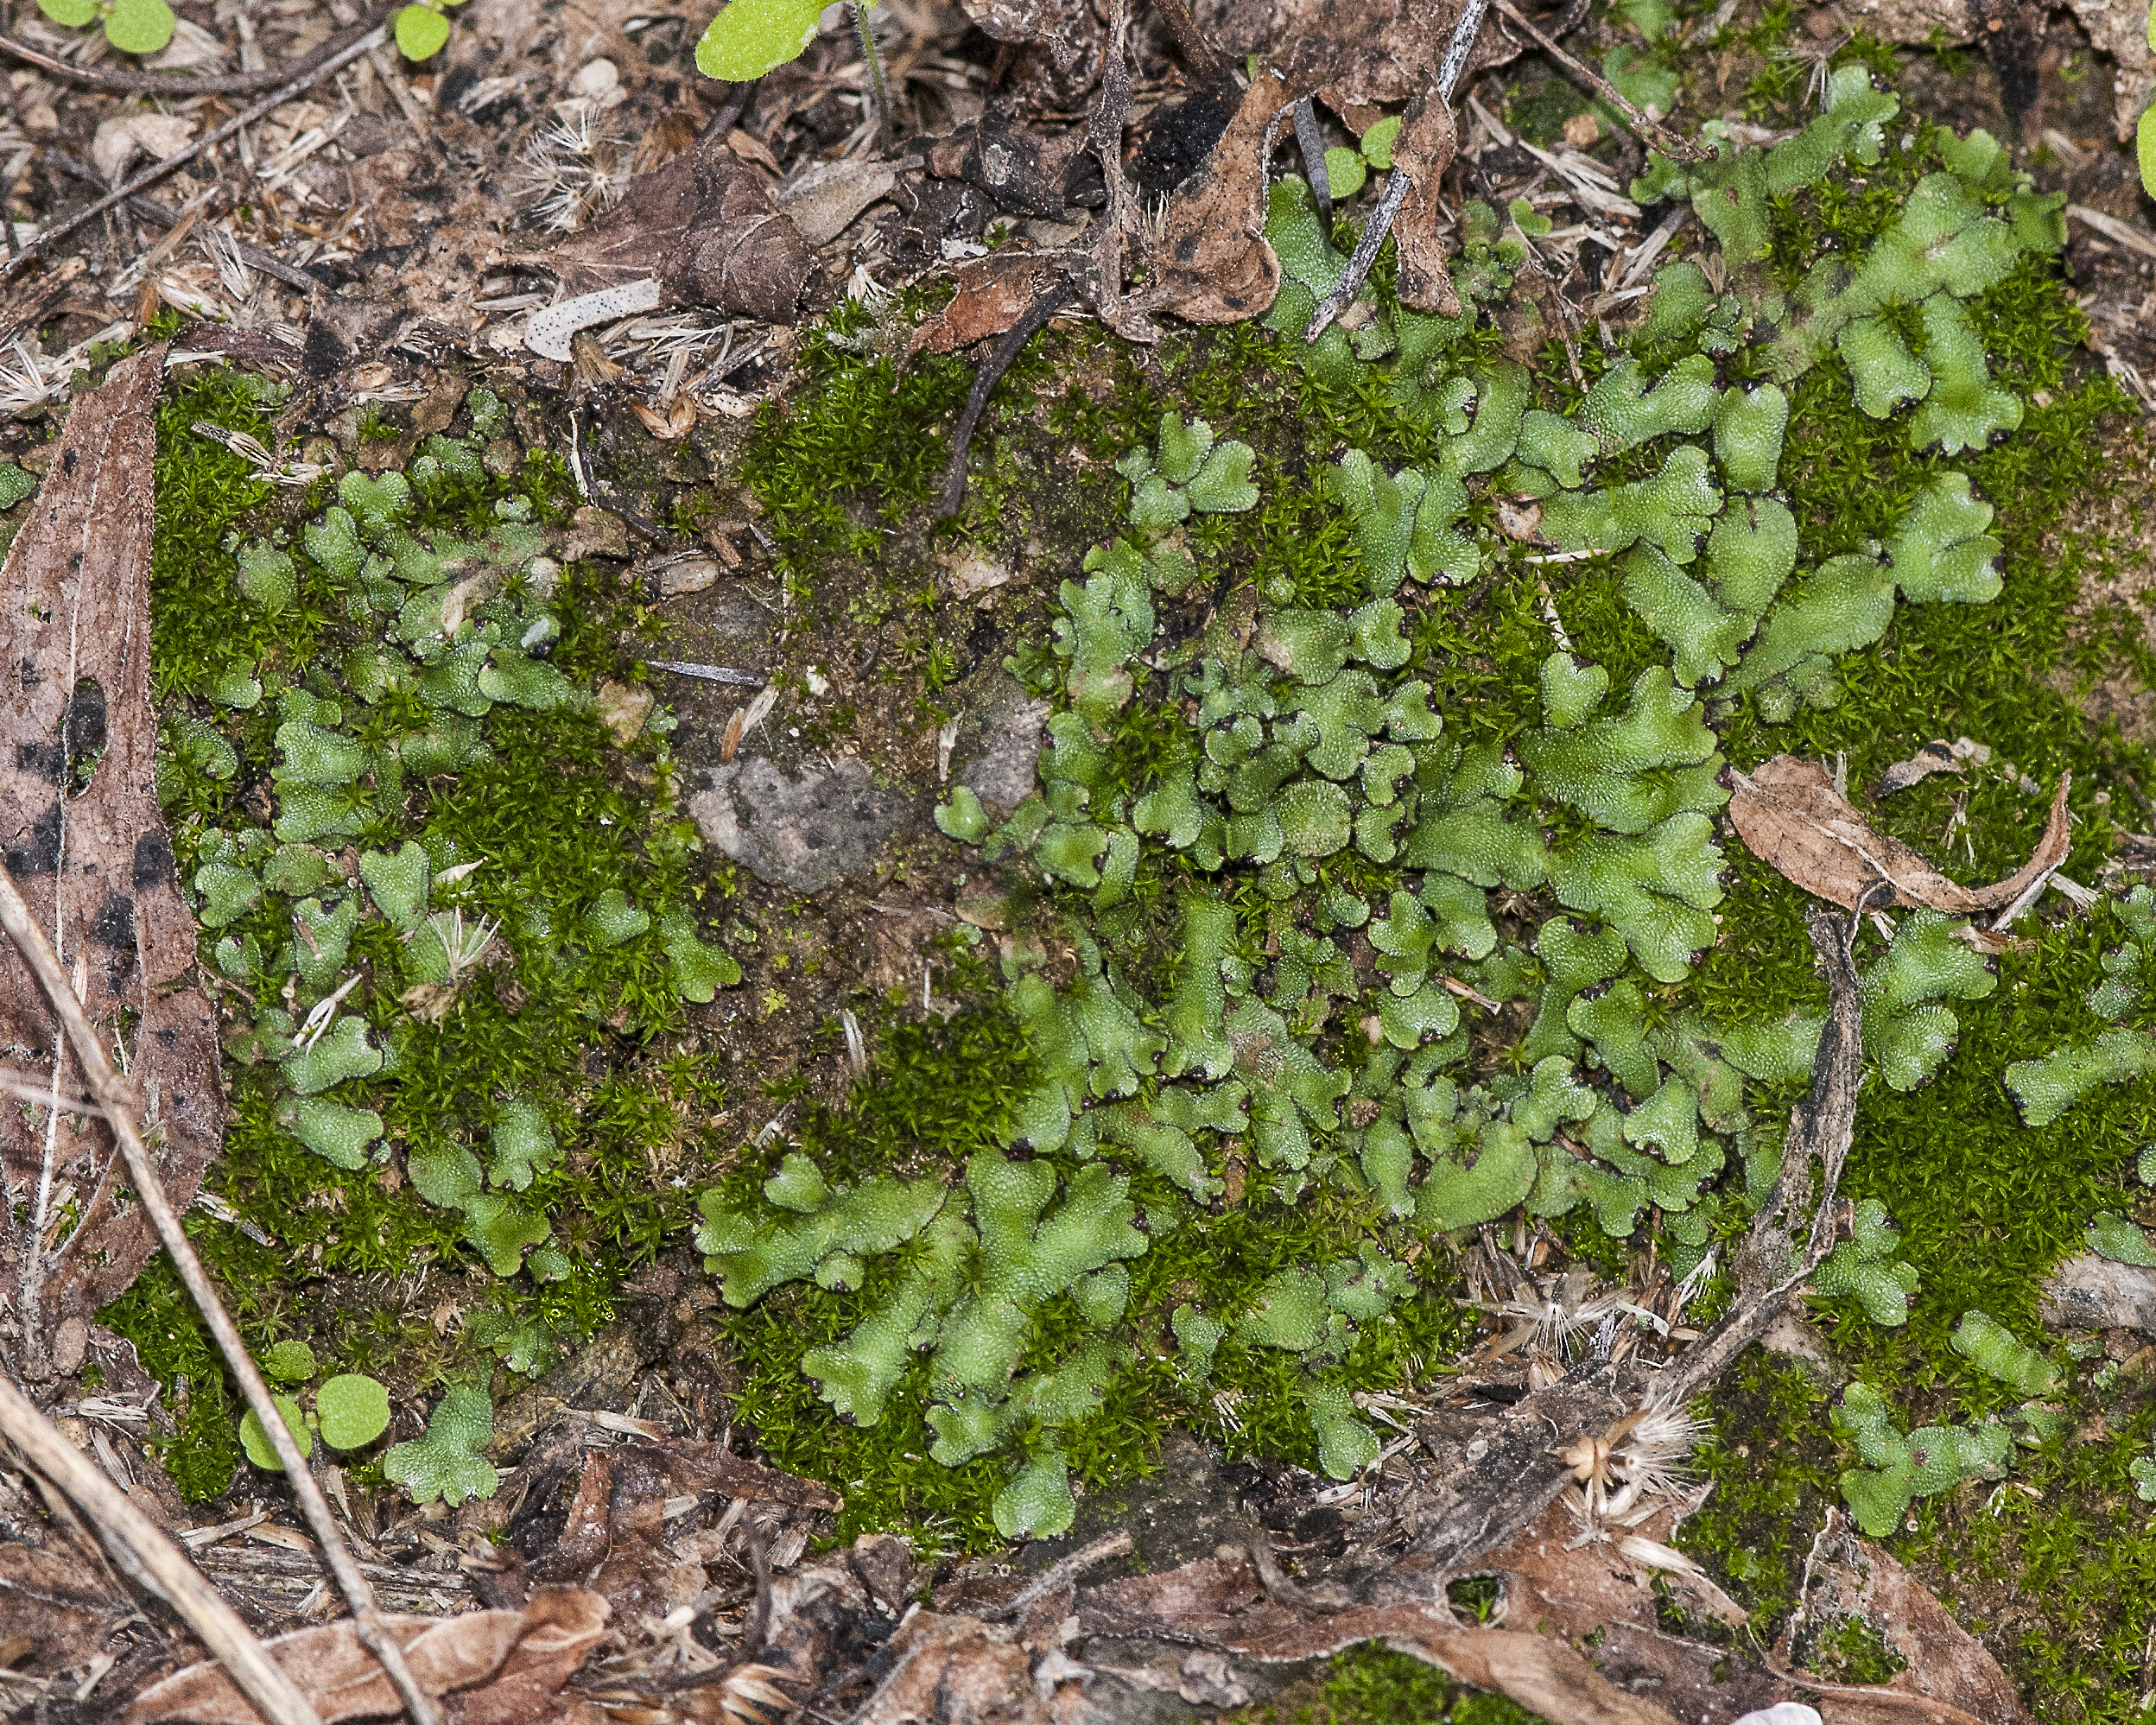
[1155,71,1289,324]
[923,119,1099,222]
[630,396,700,441]
[1386,88,1465,316]
[533,130,812,325]
[1778,1510,2032,1725]
[906,252,1073,361]
[853,1611,1044,1724]
[122,1589,609,1724]
[1071,1556,1683,1724]
[1728,754,2071,913]
[0,346,227,1368]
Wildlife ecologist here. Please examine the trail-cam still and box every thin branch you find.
[1293,97,1332,223]
[1490,0,1712,162]
[0,7,390,96]
[0,858,442,1725]
[0,1375,321,1725]
[3,22,390,281]
[931,277,1074,518]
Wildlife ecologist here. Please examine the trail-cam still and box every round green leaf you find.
[103,0,175,54]
[238,1393,312,1470]
[36,0,97,27]
[2140,102,2156,201]
[258,1340,316,1384]
[317,1374,393,1449]
[695,0,826,81]
[395,2,452,60]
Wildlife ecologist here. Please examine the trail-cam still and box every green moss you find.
[1227,1639,1547,1725]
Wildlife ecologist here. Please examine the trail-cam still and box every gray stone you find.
[688,755,915,894]
[2040,1251,2156,1333]
[954,671,1050,818]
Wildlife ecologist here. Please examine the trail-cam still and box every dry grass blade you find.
[0,1371,321,1725]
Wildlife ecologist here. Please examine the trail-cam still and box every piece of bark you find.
[1728,754,2071,913]
[0,346,225,1368]
[1155,71,1290,324]
[122,1589,609,1724]
[536,130,812,325]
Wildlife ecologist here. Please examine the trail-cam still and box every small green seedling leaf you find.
[583,887,650,948]
[1323,145,1366,199]
[278,1097,384,1170]
[359,841,430,928]
[659,908,741,1001]
[1950,1310,2057,1398]
[696,0,826,79]
[395,1,452,59]
[104,0,176,52]
[489,1100,558,1191]
[258,1341,316,1384]
[316,1374,393,1449]
[37,0,97,27]
[339,470,412,542]
[0,464,38,509]
[282,1018,384,1095]
[238,1393,311,1470]
[383,1386,498,1506]
[935,786,992,842]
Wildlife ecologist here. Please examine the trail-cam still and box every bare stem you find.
[850,2,893,153]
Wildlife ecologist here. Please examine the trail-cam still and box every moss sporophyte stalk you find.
[102,45,2156,1690]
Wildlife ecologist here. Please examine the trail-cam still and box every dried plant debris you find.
[1728,754,2071,915]
[122,1589,610,1725]
[0,346,226,1374]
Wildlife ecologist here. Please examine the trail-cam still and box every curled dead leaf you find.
[1877,736,1989,796]
[528,130,812,327]
[1728,755,2070,914]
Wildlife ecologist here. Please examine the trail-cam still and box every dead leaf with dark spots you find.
[0,346,226,1376]
[923,118,1100,220]
[1728,754,2071,912]
[1154,71,1290,324]
[531,130,813,326]
[951,0,1100,90]
[121,1589,609,1725]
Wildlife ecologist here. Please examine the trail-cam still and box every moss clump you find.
[110,373,745,1499]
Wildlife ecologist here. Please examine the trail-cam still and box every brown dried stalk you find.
[0,1373,322,1725]
[0,858,442,1725]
